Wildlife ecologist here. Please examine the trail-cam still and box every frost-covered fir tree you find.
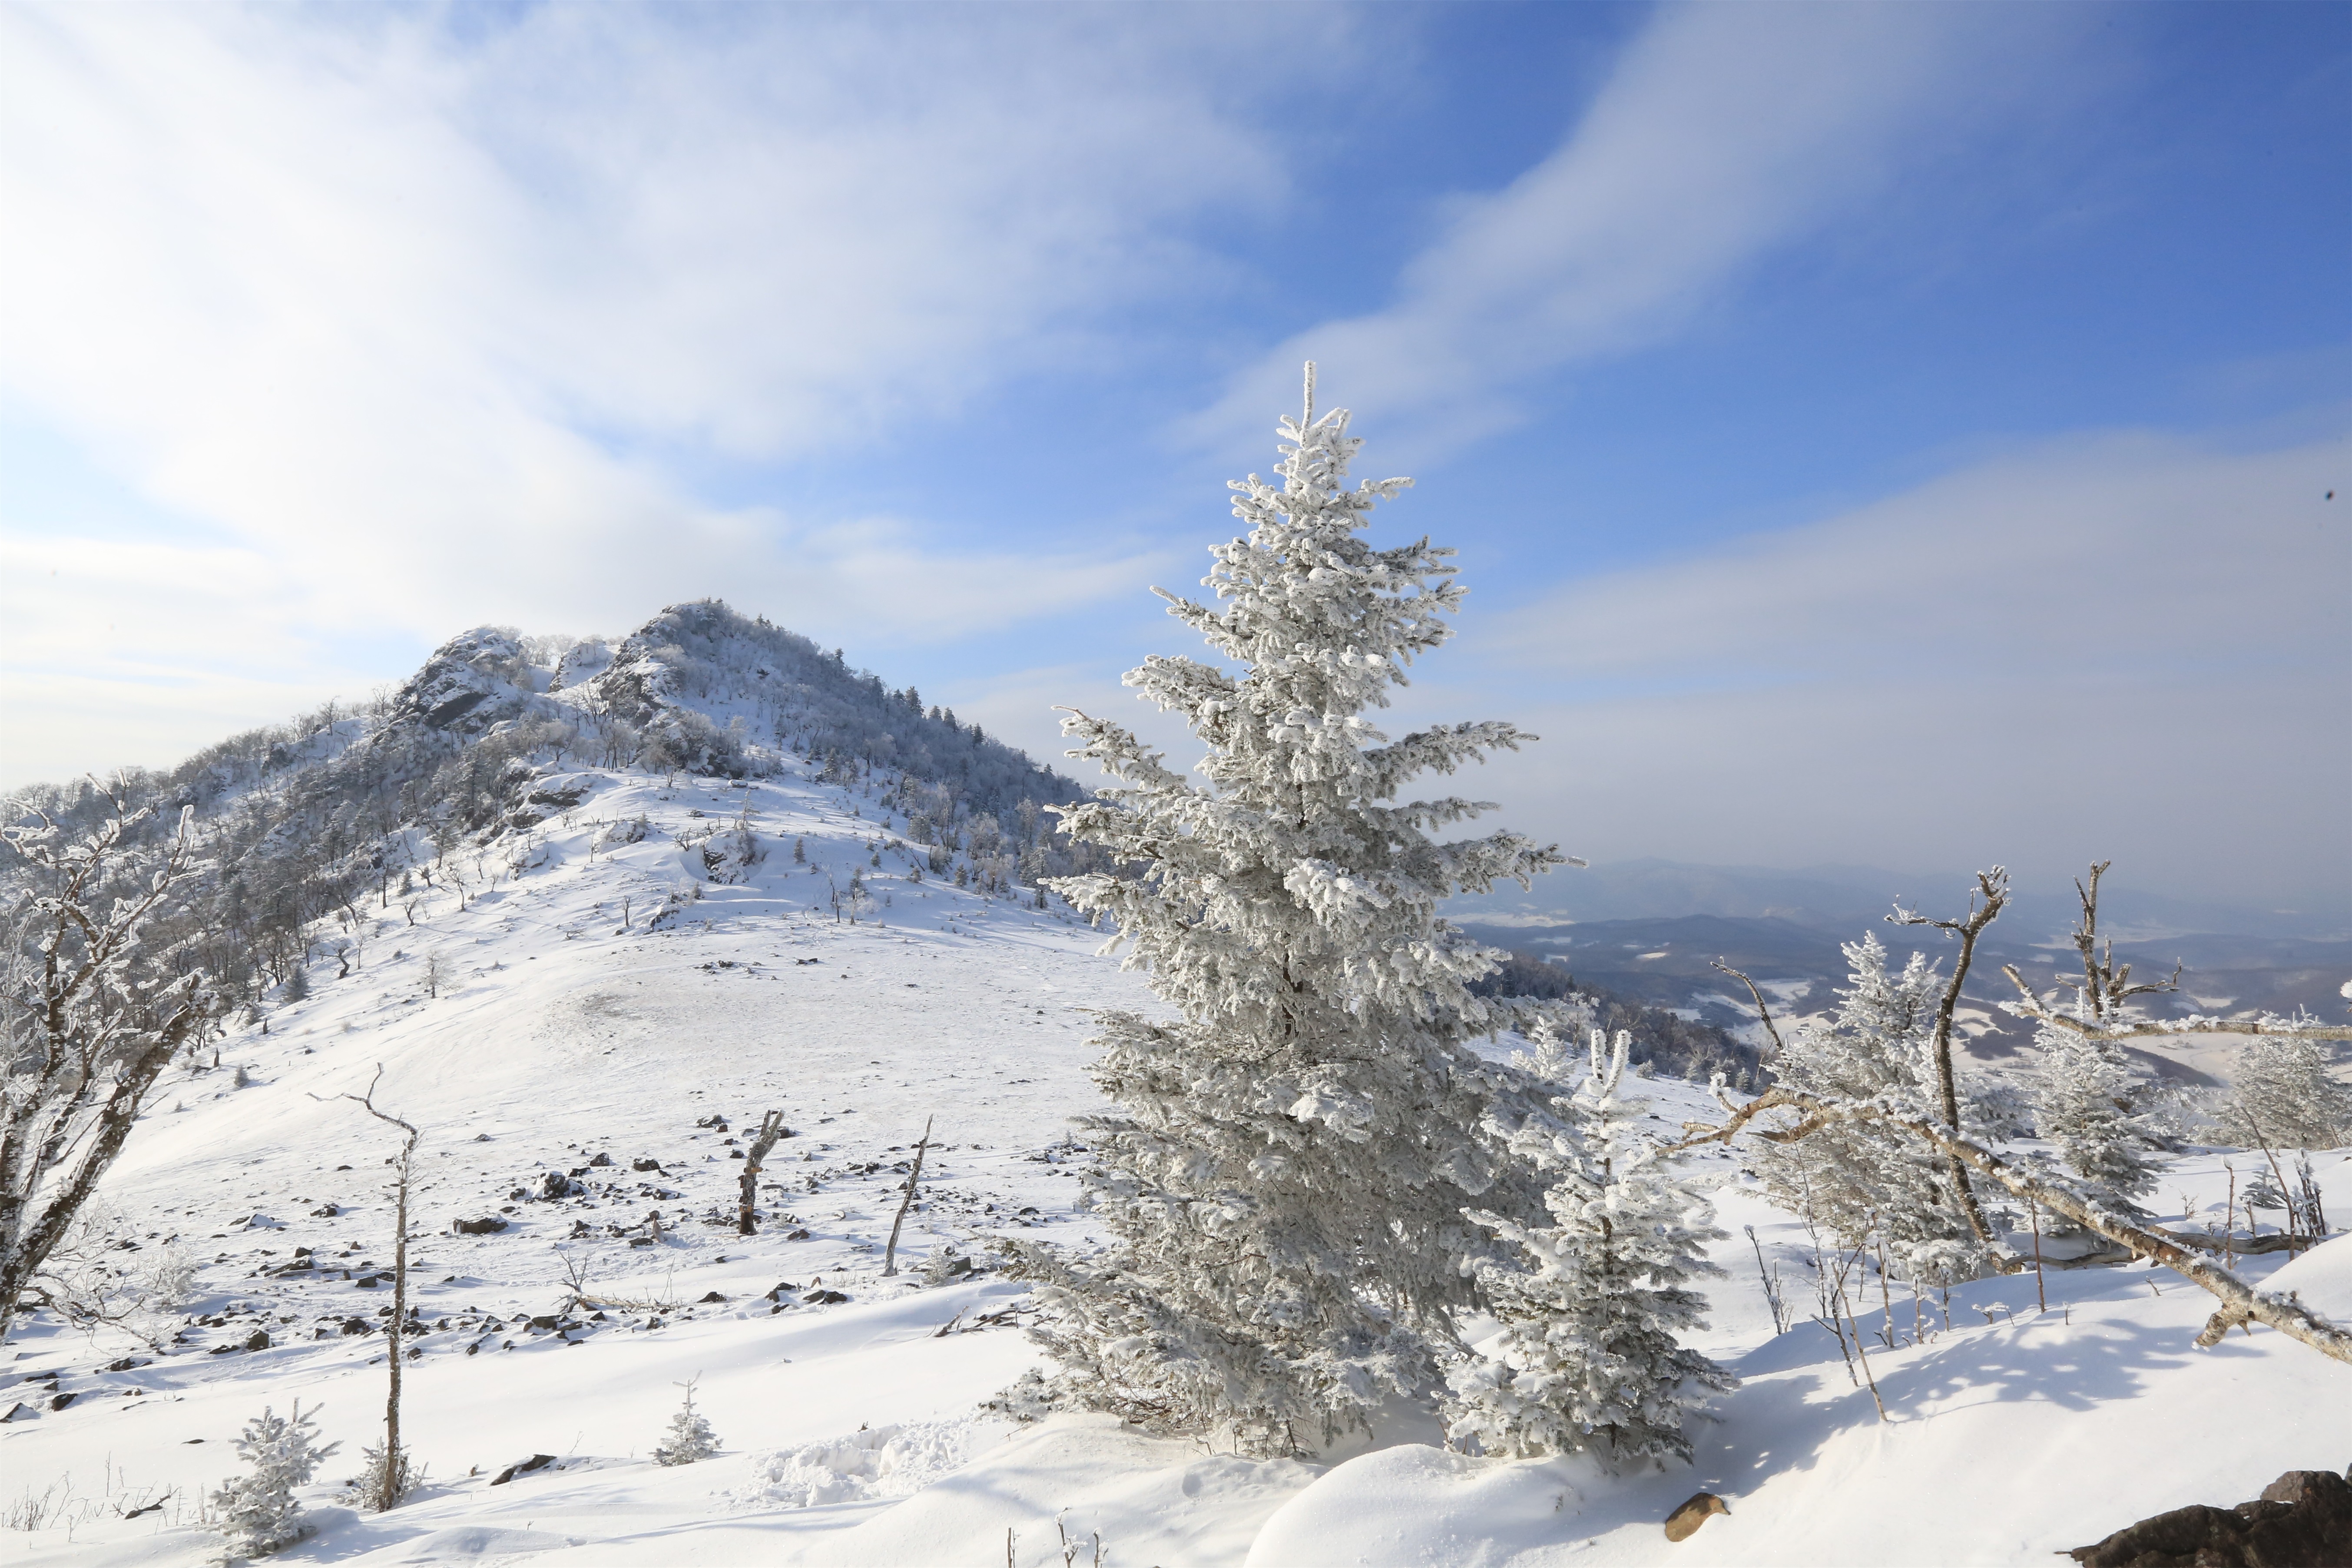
[212,1401,338,1558]
[2031,1024,2172,1224]
[2219,1034,2352,1151]
[653,1377,719,1466]
[1002,366,1566,1456]
[1755,934,2000,1281]
[1448,1027,1732,1464]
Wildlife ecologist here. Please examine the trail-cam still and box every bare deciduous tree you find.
[2,792,212,1343]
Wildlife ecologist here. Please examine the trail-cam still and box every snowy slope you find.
[5,749,2350,1567]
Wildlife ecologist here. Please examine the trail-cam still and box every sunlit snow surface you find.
[4,761,2347,1566]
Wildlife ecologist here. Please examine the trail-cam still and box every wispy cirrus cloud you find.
[1188,1,2100,456]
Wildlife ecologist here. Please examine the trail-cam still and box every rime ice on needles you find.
[1753,934,2002,1283]
[2031,1024,2173,1226]
[1448,1025,1733,1465]
[2219,1034,2352,1152]
[212,1400,339,1558]
[1002,365,1570,1456]
[654,1377,721,1466]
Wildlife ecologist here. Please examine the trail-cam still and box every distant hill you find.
[1454,858,2349,942]
[1459,913,2352,1090]
[0,599,1105,1024]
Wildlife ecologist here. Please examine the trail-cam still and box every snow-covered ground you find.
[5,759,2348,1566]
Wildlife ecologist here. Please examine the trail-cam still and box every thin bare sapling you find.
[882,1116,934,1277]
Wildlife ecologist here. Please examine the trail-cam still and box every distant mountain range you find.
[1455,858,2348,942]
[1452,909,2351,1089]
[1443,857,2351,1088]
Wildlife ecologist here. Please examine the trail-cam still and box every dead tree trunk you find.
[1888,868,2008,1249]
[881,1117,934,1278]
[327,1068,420,1510]
[737,1110,786,1236]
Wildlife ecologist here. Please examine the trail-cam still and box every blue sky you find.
[2,2,2345,917]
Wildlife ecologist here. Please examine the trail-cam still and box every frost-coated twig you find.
[1675,1088,2352,1366]
[1745,1225,1791,1335]
[1997,971,2352,1041]
[1711,960,1785,1061]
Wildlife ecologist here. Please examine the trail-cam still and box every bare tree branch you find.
[1997,971,2352,1042]
[1709,959,1784,1060]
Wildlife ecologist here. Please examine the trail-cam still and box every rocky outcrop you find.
[2066,1467,2352,1567]
[387,627,531,733]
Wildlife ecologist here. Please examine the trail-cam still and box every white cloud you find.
[1431,429,2352,910]
[1188,1,2094,454]
[0,3,1324,778]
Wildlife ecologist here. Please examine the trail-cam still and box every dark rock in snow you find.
[632,1158,664,1174]
[2066,1467,2352,1567]
[490,1454,557,1486]
[49,1392,76,1411]
[699,1291,726,1303]
[588,1152,613,1167]
[806,1289,849,1305]
[242,1329,270,1352]
[452,1217,508,1235]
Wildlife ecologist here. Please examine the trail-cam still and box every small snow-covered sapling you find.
[212,1400,339,1558]
[653,1376,720,1466]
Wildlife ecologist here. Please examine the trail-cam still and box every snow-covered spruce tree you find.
[1000,366,1567,1456]
[653,1377,720,1466]
[1754,934,2000,1282]
[212,1400,339,1558]
[2219,1034,2352,1152]
[1447,1026,1732,1464]
[2030,1023,2173,1225]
